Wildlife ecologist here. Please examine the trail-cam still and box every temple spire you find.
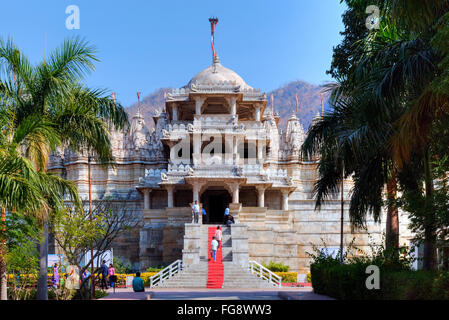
[209,17,219,64]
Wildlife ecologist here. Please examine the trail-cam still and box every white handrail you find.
[149,260,183,288]
[248,260,282,287]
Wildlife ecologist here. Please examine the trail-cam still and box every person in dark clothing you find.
[225,214,235,226]
[132,272,145,292]
[98,260,108,289]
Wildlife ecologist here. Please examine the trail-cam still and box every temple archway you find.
[200,187,232,224]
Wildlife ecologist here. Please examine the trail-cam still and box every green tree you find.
[304,1,449,271]
[0,36,128,299]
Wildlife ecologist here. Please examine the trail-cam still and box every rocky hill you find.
[125,81,330,131]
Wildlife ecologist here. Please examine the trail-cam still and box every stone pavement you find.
[99,287,334,300]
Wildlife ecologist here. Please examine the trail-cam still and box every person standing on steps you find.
[214,226,222,249]
[202,207,207,224]
[226,214,235,227]
[223,207,230,225]
[192,200,200,223]
[210,236,218,262]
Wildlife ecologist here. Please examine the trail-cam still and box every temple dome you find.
[184,56,252,89]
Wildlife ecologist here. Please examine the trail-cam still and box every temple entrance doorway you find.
[200,188,232,224]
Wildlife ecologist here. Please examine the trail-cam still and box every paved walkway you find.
[100,287,333,300]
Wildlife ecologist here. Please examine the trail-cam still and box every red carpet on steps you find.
[206,227,223,289]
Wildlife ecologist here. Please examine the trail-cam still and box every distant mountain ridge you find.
[125,80,330,131]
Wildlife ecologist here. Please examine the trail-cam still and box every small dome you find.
[184,56,252,89]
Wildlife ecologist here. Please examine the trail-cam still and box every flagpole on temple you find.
[295,94,299,114]
[137,91,141,115]
[209,17,219,63]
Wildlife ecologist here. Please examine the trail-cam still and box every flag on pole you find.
[137,92,142,115]
[270,94,274,115]
[209,18,219,60]
[295,94,299,113]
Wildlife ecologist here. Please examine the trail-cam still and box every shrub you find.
[306,272,312,283]
[275,272,297,283]
[262,261,290,272]
[145,266,164,272]
[113,257,133,274]
[310,251,449,300]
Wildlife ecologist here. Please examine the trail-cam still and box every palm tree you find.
[0,36,128,299]
[0,105,82,299]
[302,19,408,253]
[304,1,449,270]
[360,1,449,270]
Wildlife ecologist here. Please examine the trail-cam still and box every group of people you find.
[191,200,236,226]
[51,260,146,292]
[98,261,116,289]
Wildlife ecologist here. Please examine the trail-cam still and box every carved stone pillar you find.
[166,185,175,208]
[143,189,152,210]
[229,96,237,115]
[230,182,240,203]
[257,140,264,164]
[193,132,201,165]
[255,105,261,121]
[195,96,205,115]
[192,183,200,203]
[172,103,178,121]
[281,190,289,211]
[256,186,266,208]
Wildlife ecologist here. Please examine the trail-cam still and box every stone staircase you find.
[157,262,208,288]
[154,224,279,289]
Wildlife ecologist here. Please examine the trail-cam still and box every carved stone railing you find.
[194,114,237,132]
[167,162,193,176]
[149,260,184,288]
[249,260,282,287]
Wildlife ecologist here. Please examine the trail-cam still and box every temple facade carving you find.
[48,56,414,277]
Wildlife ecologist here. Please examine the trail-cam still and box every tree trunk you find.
[36,222,48,300]
[423,150,437,271]
[0,207,7,300]
[385,171,399,252]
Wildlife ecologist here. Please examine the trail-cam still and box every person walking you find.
[51,263,59,288]
[108,264,115,288]
[214,226,222,249]
[98,260,108,290]
[202,208,207,224]
[210,236,219,262]
[192,200,200,223]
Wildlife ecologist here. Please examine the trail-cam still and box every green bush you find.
[310,256,449,300]
[262,261,290,272]
[306,272,312,283]
[275,272,297,282]
[308,239,449,300]
[113,257,133,274]
[145,265,165,272]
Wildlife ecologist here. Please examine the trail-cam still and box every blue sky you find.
[0,0,347,106]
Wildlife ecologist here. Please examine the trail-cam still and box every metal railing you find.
[149,260,183,288]
[249,260,282,287]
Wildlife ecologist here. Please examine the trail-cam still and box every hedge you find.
[311,261,449,300]
[8,271,304,287]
